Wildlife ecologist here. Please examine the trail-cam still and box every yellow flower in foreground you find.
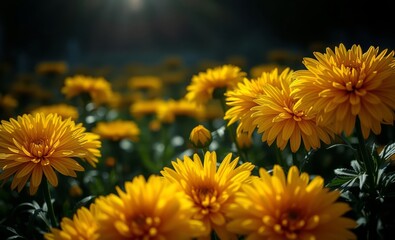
[44,205,99,240]
[94,175,205,239]
[291,43,395,138]
[185,65,246,104]
[252,68,334,152]
[227,165,357,240]
[62,75,114,105]
[93,120,140,142]
[0,113,101,195]
[31,104,79,120]
[189,125,212,148]
[161,151,255,239]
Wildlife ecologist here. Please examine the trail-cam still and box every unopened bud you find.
[189,125,212,148]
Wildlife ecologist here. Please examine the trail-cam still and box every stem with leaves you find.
[42,180,58,228]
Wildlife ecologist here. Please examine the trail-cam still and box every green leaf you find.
[72,195,96,213]
[379,142,395,161]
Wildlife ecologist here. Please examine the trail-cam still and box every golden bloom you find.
[130,99,164,119]
[92,120,140,142]
[68,184,83,197]
[224,78,263,138]
[225,68,293,138]
[236,132,253,149]
[44,205,99,240]
[156,99,205,124]
[200,100,224,120]
[149,119,162,132]
[94,175,205,239]
[0,113,101,195]
[291,43,395,138]
[0,94,18,109]
[252,68,334,152]
[189,125,212,148]
[128,75,163,98]
[62,75,114,105]
[161,151,255,239]
[249,64,285,78]
[185,65,246,104]
[35,61,68,75]
[31,104,79,120]
[227,165,357,240]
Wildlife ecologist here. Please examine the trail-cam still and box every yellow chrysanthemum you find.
[128,76,162,90]
[156,99,205,123]
[252,68,334,152]
[0,113,101,195]
[0,94,18,109]
[44,205,99,240]
[236,132,253,149]
[161,151,255,239]
[130,99,165,119]
[62,75,114,105]
[200,100,224,120]
[92,120,140,142]
[94,175,205,239]
[185,65,247,104]
[224,68,286,138]
[227,165,357,240]
[35,61,68,75]
[249,64,286,78]
[31,104,79,120]
[291,43,395,138]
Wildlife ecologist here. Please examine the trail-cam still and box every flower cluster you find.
[1,43,394,240]
[44,152,356,240]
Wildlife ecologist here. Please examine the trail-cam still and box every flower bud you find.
[236,132,253,149]
[189,125,212,148]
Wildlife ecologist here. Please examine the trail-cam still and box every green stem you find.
[355,118,378,238]
[217,93,248,162]
[355,118,376,190]
[275,146,287,170]
[43,180,58,228]
[292,152,297,166]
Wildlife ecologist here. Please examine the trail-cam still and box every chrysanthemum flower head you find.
[291,43,395,138]
[92,120,140,142]
[128,75,163,98]
[61,75,114,105]
[185,65,246,104]
[0,113,101,195]
[94,175,205,239]
[44,204,99,240]
[161,151,255,239]
[224,68,286,138]
[251,68,334,152]
[31,104,79,120]
[130,99,165,119]
[227,165,357,240]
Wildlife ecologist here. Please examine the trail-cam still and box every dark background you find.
[1,0,395,72]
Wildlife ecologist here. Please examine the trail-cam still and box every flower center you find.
[274,208,305,239]
[129,215,161,238]
[283,106,305,122]
[29,138,50,164]
[192,187,220,216]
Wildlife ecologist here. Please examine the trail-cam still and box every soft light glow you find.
[128,0,144,12]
